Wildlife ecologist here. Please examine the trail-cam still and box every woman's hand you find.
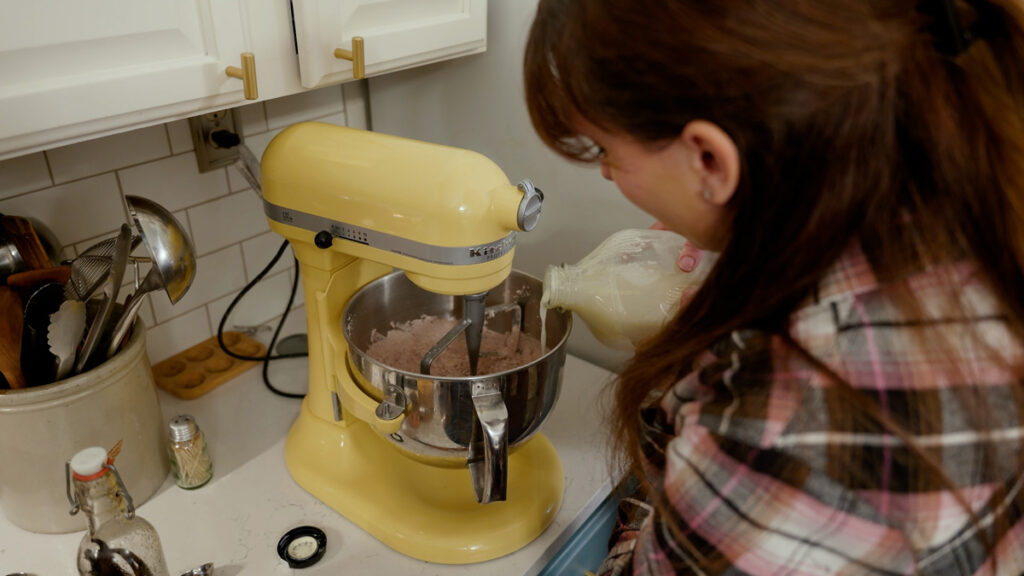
[650,221,703,272]
[676,242,703,273]
[651,221,705,306]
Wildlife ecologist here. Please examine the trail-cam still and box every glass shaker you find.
[66,446,170,576]
[167,414,213,489]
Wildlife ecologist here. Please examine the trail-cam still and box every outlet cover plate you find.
[189,109,241,173]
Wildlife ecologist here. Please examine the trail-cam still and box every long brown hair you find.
[525,0,1024,566]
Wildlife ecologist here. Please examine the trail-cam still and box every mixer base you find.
[284,398,565,564]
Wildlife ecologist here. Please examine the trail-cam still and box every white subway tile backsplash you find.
[144,307,211,364]
[226,165,250,193]
[47,125,169,184]
[206,270,295,331]
[341,82,369,131]
[258,305,309,352]
[286,269,306,310]
[238,102,268,136]
[265,86,345,130]
[291,271,305,309]
[138,295,157,328]
[74,231,115,256]
[150,244,247,323]
[166,120,195,155]
[240,128,285,162]
[187,191,269,256]
[119,154,230,212]
[240,109,345,164]
[172,208,191,245]
[3,82,354,365]
[241,231,294,281]
[316,112,347,127]
[0,153,51,199]
[0,173,125,247]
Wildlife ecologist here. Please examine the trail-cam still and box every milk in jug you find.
[542,229,715,351]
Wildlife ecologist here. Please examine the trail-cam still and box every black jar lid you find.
[277,525,327,569]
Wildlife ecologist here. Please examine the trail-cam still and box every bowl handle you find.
[470,379,508,504]
[333,374,406,436]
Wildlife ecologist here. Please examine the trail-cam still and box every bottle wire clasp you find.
[65,460,136,519]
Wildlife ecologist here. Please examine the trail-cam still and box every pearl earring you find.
[701,188,712,201]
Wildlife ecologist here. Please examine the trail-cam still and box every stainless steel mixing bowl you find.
[343,270,571,503]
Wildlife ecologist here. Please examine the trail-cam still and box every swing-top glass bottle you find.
[66,446,170,576]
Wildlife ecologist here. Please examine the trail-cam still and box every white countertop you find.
[0,355,618,575]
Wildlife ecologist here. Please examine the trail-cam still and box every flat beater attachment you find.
[419,297,523,376]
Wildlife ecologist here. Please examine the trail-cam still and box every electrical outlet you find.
[189,109,243,173]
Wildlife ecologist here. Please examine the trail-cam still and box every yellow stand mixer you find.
[261,122,566,564]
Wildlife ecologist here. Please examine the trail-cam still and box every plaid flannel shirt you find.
[600,242,1024,575]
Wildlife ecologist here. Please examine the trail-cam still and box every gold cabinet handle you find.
[334,37,365,79]
[226,52,258,100]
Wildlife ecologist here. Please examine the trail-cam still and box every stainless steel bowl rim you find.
[342,270,571,382]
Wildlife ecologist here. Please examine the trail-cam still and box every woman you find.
[524,0,1024,574]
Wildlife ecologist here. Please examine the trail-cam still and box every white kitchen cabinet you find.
[0,0,487,162]
[292,0,486,88]
[0,0,259,161]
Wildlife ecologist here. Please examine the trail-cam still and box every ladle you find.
[105,196,196,357]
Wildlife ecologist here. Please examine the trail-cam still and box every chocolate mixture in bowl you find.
[365,315,543,377]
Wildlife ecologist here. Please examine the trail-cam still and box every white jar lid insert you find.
[69,446,108,476]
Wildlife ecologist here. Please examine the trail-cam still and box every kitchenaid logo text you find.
[469,236,515,261]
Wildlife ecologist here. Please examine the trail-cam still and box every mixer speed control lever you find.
[314,231,333,249]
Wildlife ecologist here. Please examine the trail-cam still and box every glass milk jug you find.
[542,228,715,351]
[67,446,170,576]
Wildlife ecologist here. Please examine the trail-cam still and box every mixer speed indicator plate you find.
[264,200,516,265]
[329,224,368,245]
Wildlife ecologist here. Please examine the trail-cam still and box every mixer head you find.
[260,122,543,296]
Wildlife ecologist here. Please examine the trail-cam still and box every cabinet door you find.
[0,0,253,160]
[292,0,486,89]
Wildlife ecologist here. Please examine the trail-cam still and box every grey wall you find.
[367,1,653,371]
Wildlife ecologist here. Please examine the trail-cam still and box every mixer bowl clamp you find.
[374,384,407,421]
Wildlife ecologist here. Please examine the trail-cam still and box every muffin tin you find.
[152,332,265,399]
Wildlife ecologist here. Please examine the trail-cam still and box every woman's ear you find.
[680,120,740,205]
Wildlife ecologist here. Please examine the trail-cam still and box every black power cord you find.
[217,239,307,398]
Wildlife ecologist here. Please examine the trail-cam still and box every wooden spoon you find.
[0,286,26,389]
[6,265,71,291]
